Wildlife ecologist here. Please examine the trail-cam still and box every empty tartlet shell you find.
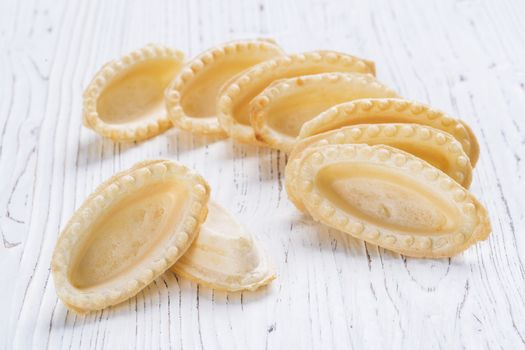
[216,50,376,145]
[299,98,480,167]
[83,44,185,141]
[51,160,210,313]
[250,72,399,152]
[286,123,473,212]
[294,144,491,258]
[165,39,284,136]
[172,201,275,292]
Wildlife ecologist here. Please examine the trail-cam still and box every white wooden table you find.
[2,0,524,349]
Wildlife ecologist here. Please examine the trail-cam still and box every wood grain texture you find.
[1,0,524,349]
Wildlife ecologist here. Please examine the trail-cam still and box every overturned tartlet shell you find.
[83,44,185,141]
[286,123,473,212]
[172,201,275,292]
[295,144,491,258]
[298,98,480,167]
[217,50,376,145]
[51,160,210,313]
[165,39,284,136]
[250,72,399,152]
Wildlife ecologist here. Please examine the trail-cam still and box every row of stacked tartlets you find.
[51,39,491,313]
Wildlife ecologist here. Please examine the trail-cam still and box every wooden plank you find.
[1,0,524,348]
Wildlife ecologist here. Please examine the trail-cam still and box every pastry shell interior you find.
[83,44,185,141]
[165,39,284,136]
[172,201,275,292]
[51,160,210,313]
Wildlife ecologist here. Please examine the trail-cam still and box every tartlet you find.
[51,160,209,312]
[172,201,275,291]
[165,39,284,136]
[83,44,185,141]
